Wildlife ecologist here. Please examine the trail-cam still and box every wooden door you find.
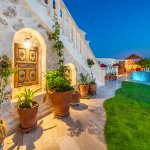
[14,43,38,88]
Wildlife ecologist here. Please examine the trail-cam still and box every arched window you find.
[53,0,56,9]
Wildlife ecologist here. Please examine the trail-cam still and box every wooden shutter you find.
[14,43,38,88]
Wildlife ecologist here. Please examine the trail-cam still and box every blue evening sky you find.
[63,0,150,59]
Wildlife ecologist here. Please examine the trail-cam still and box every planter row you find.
[105,75,117,81]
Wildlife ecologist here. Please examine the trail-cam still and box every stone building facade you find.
[0,0,105,134]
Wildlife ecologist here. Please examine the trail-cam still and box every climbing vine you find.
[51,17,67,75]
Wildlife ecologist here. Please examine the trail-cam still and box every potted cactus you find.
[17,89,40,129]
[0,55,14,149]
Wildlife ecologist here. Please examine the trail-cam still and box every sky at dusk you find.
[63,0,150,59]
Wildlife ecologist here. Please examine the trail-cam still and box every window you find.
[53,0,56,9]
[60,9,62,18]
[14,43,38,87]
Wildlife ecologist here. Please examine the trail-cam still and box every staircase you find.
[24,0,105,87]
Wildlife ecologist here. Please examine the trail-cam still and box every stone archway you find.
[65,63,77,86]
[12,28,46,98]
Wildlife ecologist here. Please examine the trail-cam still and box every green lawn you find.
[104,81,150,150]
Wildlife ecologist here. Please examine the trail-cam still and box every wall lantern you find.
[23,38,31,49]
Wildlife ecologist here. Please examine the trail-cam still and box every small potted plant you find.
[79,73,89,98]
[109,73,113,80]
[71,85,80,106]
[113,72,117,80]
[17,89,39,129]
[87,58,97,95]
[89,78,97,95]
[0,55,14,148]
[105,74,110,81]
[46,71,73,117]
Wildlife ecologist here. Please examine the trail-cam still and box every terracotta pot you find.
[89,84,97,94]
[18,102,39,129]
[0,120,6,148]
[79,84,89,98]
[71,93,80,105]
[109,76,113,80]
[114,76,117,80]
[49,90,73,117]
[105,76,110,81]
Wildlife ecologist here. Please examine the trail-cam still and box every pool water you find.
[130,71,150,82]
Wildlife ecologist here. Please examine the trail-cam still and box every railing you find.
[26,0,105,86]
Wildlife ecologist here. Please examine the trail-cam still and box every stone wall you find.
[0,0,91,134]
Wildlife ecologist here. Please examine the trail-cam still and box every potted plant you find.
[89,78,97,95]
[113,72,117,80]
[46,71,73,117]
[71,85,80,106]
[46,16,73,118]
[0,55,14,148]
[17,89,39,129]
[109,73,113,80]
[79,73,89,98]
[105,74,110,81]
[87,58,97,95]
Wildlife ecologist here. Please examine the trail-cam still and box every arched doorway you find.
[65,63,77,86]
[12,28,46,98]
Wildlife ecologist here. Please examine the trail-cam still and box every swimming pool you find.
[130,71,150,82]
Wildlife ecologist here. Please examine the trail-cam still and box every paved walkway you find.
[4,80,122,150]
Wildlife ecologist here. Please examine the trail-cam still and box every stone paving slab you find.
[4,80,122,150]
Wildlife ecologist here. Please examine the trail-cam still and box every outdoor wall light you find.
[23,38,31,49]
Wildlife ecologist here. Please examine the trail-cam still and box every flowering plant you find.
[100,64,107,68]
[87,59,95,68]
[113,63,118,67]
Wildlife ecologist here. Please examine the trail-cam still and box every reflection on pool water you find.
[130,71,150,82]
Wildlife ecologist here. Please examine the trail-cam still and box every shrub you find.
[46,71,73,92]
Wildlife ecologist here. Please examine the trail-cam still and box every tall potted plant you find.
[79,73,89,98]
[0,55,14,149]
[87,58,97,94]
[46,17,73,118]
[17,89,39,129]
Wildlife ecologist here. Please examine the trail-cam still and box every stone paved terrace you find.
[3,80,122,150]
